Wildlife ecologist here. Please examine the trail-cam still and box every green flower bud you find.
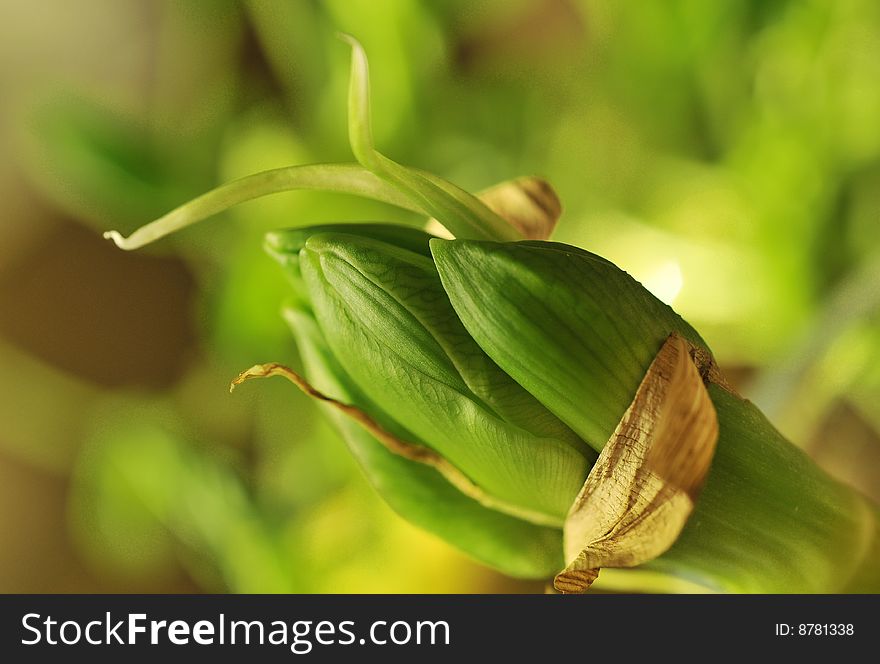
[269,227,592,525]
[263,228,880,592]
[106,35,880,592]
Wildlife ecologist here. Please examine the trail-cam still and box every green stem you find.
[103,163,424,250]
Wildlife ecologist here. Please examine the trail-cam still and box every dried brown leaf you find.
[426,176,562,240]
[554,333,719,593]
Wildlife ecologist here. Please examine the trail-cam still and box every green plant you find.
[106,37,880,593]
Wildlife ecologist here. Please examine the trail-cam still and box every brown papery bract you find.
[554,333,719,593]
[426,176,562,241]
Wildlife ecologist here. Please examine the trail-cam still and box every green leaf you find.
[299,234,589,521]
[265,223,436,302]
[302,231,590,452]
[432,239,708,451]
[284,305,564,578]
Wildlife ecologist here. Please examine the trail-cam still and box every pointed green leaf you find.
[431,239,708,451]
[300,231,591,453]
[299,234,589,521]
[265,224,435,303]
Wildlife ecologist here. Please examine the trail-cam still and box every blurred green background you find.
[1,0,879,593]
